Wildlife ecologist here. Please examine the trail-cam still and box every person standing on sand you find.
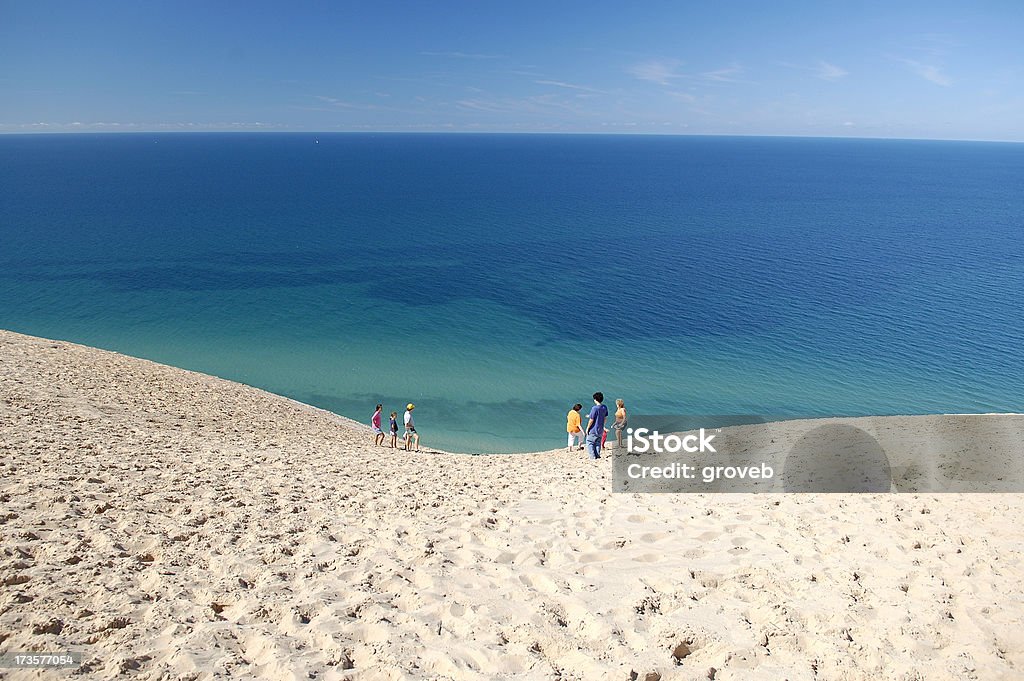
[585,392,609,460]
[566,403,585,451]
[389,411,399,448]
[372,404,385,446]
[611,398,628,449]
[404,403,420,452]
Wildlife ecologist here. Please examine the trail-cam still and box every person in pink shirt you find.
[371,404,385,446]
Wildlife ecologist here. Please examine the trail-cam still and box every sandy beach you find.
[1,328,1022,680]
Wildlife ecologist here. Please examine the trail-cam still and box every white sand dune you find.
[1,329,1022,680]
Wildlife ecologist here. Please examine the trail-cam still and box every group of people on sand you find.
[371,403,420,451]
[567,392,627,460]
[368,395,627,457]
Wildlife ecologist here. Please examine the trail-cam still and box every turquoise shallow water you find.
[1,133,1022,452]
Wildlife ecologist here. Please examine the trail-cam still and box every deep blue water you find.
[1,133,1022,452]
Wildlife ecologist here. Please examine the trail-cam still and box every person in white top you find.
[404,403,420,451]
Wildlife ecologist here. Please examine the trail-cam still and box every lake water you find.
[2,133,1022,452]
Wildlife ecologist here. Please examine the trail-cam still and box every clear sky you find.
[2,0,1022,140]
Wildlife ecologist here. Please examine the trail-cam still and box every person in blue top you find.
[584,391,609,460]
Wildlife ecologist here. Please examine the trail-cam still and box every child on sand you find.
[372,404,385,446]
[389,411,399,448]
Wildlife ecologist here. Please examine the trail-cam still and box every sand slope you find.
[1,329,1022,680]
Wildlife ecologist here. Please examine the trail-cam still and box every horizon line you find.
[0,130,1021,144]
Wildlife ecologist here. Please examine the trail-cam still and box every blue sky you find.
[2,1,1022,139]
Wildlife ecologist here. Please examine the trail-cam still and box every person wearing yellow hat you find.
[403,403,420,451]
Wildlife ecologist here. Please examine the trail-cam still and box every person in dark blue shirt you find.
[585,392,609,460]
